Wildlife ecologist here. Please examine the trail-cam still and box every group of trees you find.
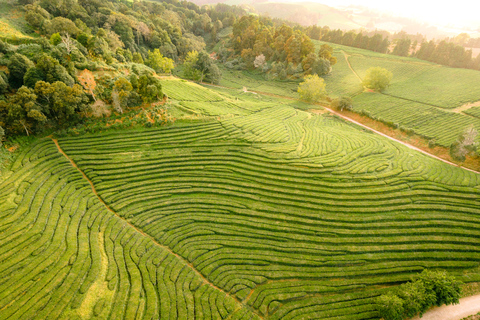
[182,50,221,84]
[306,27,390,54]
[415,40,480,69]
[1,0,240,141]
[376,269,462,320]
[0,81,88,136]
[21,0,244,62]
[450,125,478,162]
[303,24,480,71]
[220,16,335,79]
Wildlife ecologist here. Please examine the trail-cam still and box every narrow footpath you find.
[412,295,480,320]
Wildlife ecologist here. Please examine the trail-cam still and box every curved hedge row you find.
[54,109,480,319]
[0,141,259,320]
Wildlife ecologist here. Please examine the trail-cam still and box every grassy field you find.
[2,79,480,319]
[0,0,35,41]
[312,41,480,147]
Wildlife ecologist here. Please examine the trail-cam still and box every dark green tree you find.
[0,125,4,145]
[7,54,35,88]
[331,96,353,111]
[376,293,404,320]
[416,269,462,307]
[33,54,75,86]
[23,67,45,88]
[397,280,436,318]
[138,74,162,103]
[34,81,89,124]
[0,86,45,135]
[0,71,8,94]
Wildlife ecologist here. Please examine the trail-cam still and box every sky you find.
[318,0,480,29]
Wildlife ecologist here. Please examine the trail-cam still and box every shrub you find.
[297,74,327,103]
[362,67,393,92]
[331,96,353,111]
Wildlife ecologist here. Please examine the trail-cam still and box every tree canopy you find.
[297,74,327,103]
[362,67,393,92]
[376,269,461,320]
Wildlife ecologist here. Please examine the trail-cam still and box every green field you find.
[210,41,480,147]
[2,79,480,319]
[315,41,480,147]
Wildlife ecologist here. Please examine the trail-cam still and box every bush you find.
[297,74,327,103]
[331,96,353,111]
[362,67,393,92]
[376,269,461,320]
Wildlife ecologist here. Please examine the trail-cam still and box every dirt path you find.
[412,294,480,320]
[453,101,480,114]
[321,106,480,174]
[189,79,480,175]
[50,138,264,320]
[342,50,363,82]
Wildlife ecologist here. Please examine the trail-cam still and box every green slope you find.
[2,80,480,319]
[314,40,480,147]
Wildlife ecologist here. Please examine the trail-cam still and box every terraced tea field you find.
[314,41,480,147]
[2,81,480,319]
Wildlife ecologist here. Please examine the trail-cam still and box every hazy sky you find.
[316,0,480,29]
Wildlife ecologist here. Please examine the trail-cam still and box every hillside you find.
[2,79,480,319]
[1,0,480,319]
[311,40,480,148]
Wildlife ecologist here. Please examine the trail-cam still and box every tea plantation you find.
[318,41,480,147]
[1,81,480,319]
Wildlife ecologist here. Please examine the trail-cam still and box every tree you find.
[0,86,44,135]
[183,51,201,81]
[450,124,478,162]
[392,38,411,57]
[34,81,89,124]
[254,54,266,69]
[183,51,221,84]
[397,280,436,318]
[331,96,353,111]
[77,69,97,101]
[50,33,62,46]
[376,293,404,320]
[32,54,75,86]
[146,49,175,73]
[45,17,81,37]
[138,74,162,103]
[133,52,144,64]
[362,67,392,92]
[23,67,45,88]
[375,269,462,320]
[311,58,331,76]
[416,269,462,307]
[7,53,35,88]
[0,125,4,145]
[297,74,327,103]
[0,71,8,94]
[60,33,76,54]
[318,44,337,65]
[113,77,133,109]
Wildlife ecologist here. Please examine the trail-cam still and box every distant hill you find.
[190,0,479,39]
[251,2,362,29]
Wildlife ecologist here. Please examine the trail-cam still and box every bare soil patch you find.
[453,101,480,113]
